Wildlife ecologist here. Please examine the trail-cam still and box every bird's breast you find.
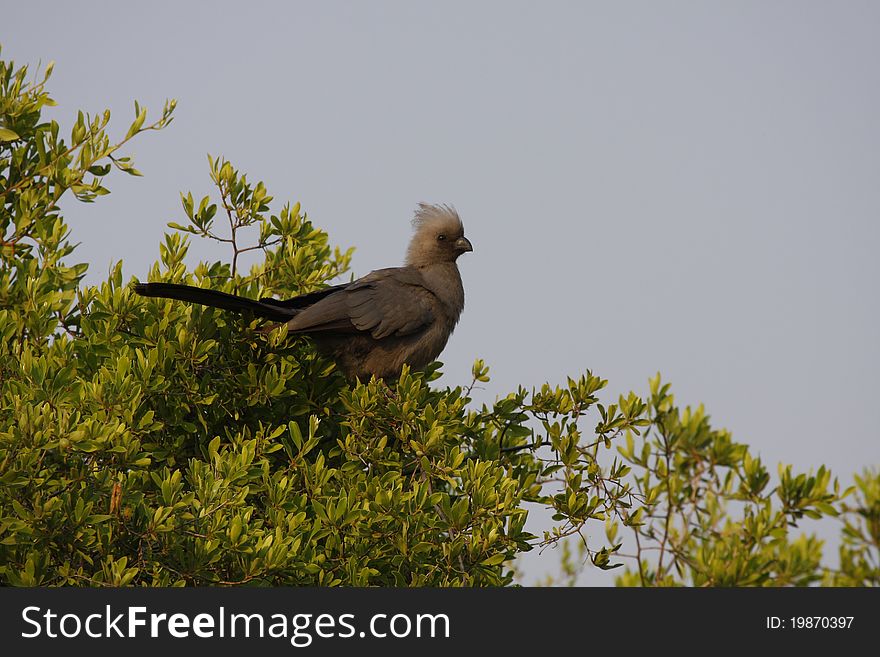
[417,263,465,323]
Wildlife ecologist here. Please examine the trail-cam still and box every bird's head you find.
[406,203,473,266]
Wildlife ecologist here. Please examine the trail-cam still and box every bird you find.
[133,203,473,380]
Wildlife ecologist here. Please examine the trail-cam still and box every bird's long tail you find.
[133,283,296,322]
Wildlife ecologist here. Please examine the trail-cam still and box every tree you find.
[1,52,877,587]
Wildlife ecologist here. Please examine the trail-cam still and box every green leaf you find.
[480,553,507,567]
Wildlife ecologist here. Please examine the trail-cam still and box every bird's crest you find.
[412,203,462,232]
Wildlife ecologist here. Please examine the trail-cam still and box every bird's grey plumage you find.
[133,203,472,380]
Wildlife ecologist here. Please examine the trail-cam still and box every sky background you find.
[5,0,878,584]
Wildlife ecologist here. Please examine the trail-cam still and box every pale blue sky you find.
[5,1,879,583]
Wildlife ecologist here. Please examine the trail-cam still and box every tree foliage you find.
[1,52,877,587]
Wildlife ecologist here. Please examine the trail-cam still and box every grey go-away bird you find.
[133,204,473,380]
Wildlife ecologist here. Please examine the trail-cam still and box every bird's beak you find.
[455,236,473,253]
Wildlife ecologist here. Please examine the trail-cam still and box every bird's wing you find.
[346,269,437,339]
[285,267,436,339]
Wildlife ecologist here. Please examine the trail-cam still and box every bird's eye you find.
[437,234,446,241]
